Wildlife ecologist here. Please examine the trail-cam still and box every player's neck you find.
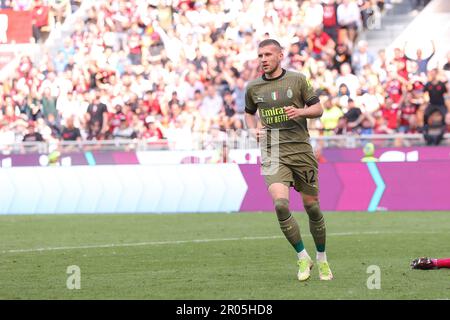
[263,68,285,81]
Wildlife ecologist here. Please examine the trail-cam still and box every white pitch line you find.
[0,231,439,254]
[2,235,283,254]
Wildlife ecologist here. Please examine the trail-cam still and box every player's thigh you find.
[263,162,293,201]
[291,153,319,198]
[268,183,290,201]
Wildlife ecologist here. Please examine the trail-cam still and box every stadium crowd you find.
[0,0,82,42]
[0,0,449,149]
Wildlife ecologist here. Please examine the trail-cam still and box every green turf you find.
[0,211,449,300]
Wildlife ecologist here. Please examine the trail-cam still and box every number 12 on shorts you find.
[303,170,316,184]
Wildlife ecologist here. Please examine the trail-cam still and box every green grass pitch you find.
[0,211,449,300]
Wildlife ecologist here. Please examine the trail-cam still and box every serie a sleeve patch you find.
[305,96,320,106]
[245,106,257,115]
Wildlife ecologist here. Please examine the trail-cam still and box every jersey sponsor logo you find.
[306,79,313,89]
[271,91,278,100]
[287,87,293,98]
[260,106,289,125]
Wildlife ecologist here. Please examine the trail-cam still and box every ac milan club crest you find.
[287,88,293,98]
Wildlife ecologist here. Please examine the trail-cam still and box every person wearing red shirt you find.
[399,101,418,133]
[31,0,50,42]
[385,71,405,105]
[322,0,339,43]
[128,32,142,65]
[307,25,335,60]
[393,47,408,80]
[143,90,162,115]
[381,97,400,131]
[142,116,163,141]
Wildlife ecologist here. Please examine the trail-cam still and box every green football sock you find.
[304,202,326,252]
[275,198,303,252]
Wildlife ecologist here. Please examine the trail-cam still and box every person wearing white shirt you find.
[352,40,376,75]
[302,0,324,29]
[360,86,381,114]
[200,85,223,119]
[337,0,361,44]
[336,63,360,99]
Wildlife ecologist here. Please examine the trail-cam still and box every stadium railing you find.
[1,133,450,154]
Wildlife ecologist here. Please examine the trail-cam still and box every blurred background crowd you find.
[0,0,449,149]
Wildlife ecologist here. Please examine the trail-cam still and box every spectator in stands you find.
[405,40,435,76]
[49,0,71,26]
[359,111,376,135]
[31,1,50,42]
[423,109,446,146]
[142,116,163,142]
[40,87,58,119]
[321,95,344,135]
[337,0,361,46]
[393,47,409,80]
[45,113,62,139]
[86,91,108,135]
[336,63,360,98]
[321,0,339,43]
[399,92,419,133]
[29,102,44,122]
[301,0,324,30]
[381,97,401,132]
[333,41,352,72]
[0,0,445,150]
[360,85,382,115]
[14,93,32,120]
[307,25,335,60]
[231,78,246,117]
[424,68,448,124]
[352,40,375,76]
[61,116,81,141]
[222,89,237,120]
[385,69,405,105]
[373,110,395,134]
[200,84,223,119]
[113,115,136,140]
[344,98,363,132]
[23,121,44,142]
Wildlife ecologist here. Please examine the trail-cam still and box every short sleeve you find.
[245,86,257,115]
[301,76,320,106]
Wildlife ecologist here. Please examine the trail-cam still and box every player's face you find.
[258,45,283,75]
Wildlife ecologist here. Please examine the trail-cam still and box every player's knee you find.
[274,198,290,221]
[304,201,323,221]
[303,200,318,209]
[302,194,319,207]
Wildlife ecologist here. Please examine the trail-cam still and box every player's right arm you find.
[244,84,264,139]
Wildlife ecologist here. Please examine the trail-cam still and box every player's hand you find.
[249,128,265,141]
[284,106,303,120]
[410,257,435,270]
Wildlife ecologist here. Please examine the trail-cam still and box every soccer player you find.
[411,257,450,270]
[244,39,332,281]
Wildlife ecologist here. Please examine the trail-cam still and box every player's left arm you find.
[285,76,323,119]
[284,102,323,119]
